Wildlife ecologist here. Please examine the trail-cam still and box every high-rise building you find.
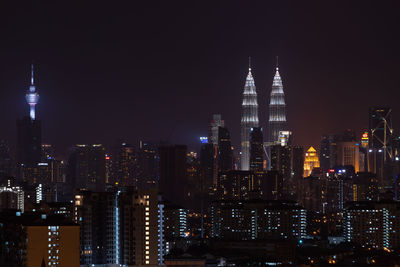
[368,107,393,187]
[209,114,225,145]
[74,188,164,266]
[118,188,164,266]
[344,201,400,250]
[218,170,263,200]
[163,203,188,239]
[210,199,306,241]
[270,144,292,197]
[250,127,263,172]
[352,172,379,201]
[292,146,304,183]
[111,142,136,187]
[303,147,320,177]
[336,141,360,172]
[137,141,159,190]
[17,66,42,183]
[320,130,359,172]
[298,175,326,212]
[159,145,187,206]
[200,142,216,191]
[320,135,330,171]
[240,62,259,170]
[0,140,13,181]
[268,62,286,146]
[16,117,42,181]
[263,170,284,200]
[74,191,119,265]
[0,211,79,267]
[218,127,233,172]
[67,144,106,192]
[0,185,24,212]
[325,169,354,212]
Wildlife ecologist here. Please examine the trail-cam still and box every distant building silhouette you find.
[218,127,233,172]
[250,127,263,172]
[159,144,187,206]
[67,144,106,192]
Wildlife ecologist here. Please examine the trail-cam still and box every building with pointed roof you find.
[17,65,42,182]
[268,60,287,146]
[240,59,259,170]
[303,146,320,177]
[25,64,39,121]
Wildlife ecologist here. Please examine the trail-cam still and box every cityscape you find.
[2,1,400,267]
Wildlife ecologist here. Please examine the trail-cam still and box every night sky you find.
[1,1,400,157]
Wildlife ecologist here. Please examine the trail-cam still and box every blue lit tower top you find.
[268,58,286,145]
[25,64,39,120]
[241,58,259,170]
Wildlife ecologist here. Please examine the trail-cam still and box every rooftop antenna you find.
[249,56,251,71]
[276,56,279,71]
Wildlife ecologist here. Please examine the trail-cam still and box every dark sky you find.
[1,1,400,157]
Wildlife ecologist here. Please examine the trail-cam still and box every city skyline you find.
[1,2,400,154]
[3,2,400,266]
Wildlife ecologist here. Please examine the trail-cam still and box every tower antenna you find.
[31,63,34,85]
[249,56,251,71]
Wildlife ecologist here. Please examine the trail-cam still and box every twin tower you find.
[240,59,287,170]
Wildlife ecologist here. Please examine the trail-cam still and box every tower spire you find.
[249,56,251,71]
[276,56,279,71]
[31,63,34,86]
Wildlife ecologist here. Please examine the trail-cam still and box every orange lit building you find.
[303,146,320,177]
[0,210,79,267]
[27,224,79,267]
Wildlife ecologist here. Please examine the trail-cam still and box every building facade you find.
[250,127,264,172]
[211,200,306,241]
[344,201,400,250]
[267,65,286,146]
[241,64,259,170]
[74,188,164,266]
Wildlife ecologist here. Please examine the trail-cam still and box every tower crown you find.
[25,64,39,120]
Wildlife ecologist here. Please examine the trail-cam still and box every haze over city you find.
[1,1,400,154]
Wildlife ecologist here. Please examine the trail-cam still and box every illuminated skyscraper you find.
[25,64,39,120]
[17,65,42,182]
[368,107,393,187]
[303,146,320,177]
[268,61,286,145]
[241,60,259,170]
